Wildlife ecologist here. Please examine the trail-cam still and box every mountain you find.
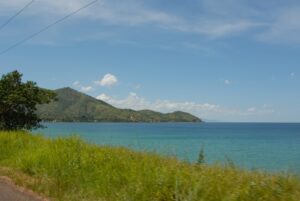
[37,87,202,123]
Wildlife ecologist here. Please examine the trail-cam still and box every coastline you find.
[1,131,299,201]
[36,122,300,173]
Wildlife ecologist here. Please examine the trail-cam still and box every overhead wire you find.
[0,0,99,56]
[0,0,35,32]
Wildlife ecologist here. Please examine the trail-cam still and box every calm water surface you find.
[36,123,300,173]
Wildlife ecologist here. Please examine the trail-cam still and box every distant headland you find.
[37,87,202,123]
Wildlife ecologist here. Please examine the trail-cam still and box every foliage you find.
[0,131,299,201]
[197,147,205,164]
[37,87,201,122]
[0,71,56,130]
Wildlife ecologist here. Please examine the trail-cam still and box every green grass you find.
[0,131,299,201]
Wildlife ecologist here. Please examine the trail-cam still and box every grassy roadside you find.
[0,131,299,201]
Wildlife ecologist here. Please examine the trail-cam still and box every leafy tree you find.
[0,71,56,130]
[197,147,205,165]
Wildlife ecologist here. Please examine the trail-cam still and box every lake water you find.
[36,123,300,173]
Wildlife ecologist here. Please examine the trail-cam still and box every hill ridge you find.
[37,87,202,123]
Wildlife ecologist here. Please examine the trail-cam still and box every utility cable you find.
[0,0,99,56]
[0,0,35,32]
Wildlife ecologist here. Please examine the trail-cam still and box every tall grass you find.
[0,131,299,201]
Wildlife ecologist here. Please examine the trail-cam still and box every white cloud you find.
[96,92,275,121]
[96,92,219,115]
[135,84,141,89]
[0,0,270,40]
[80,86,93,93]
[173,19,262,38]
[72,81,93,93]
[258,6,300,44]
[95,73,118,87]
[0,0,178,26]
[96,93,111,102]
[73,81,80,86]
[247,107,256,112]
[2,1,300,45]
[290,72,295,79]
[224,80,231,85]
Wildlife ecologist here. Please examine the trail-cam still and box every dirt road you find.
[0,177,45,201]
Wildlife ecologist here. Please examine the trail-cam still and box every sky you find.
[0,0,299,122]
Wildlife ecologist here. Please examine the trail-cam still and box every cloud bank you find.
[96,92,275,121]
[1,0,300,43]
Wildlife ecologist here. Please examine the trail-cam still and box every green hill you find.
[37,87,201,122]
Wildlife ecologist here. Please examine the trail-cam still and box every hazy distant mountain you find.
[37,87,202,123]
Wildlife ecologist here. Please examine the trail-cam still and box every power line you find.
[0,0,35,32]
[0,0,99,56]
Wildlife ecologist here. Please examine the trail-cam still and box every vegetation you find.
[0,131,299,201]
[37,87,201,122]
[197,147,205,165]
[0,71,56,130]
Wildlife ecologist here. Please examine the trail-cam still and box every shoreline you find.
[1,131,300,201]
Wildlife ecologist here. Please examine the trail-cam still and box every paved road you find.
[0,179,43,201]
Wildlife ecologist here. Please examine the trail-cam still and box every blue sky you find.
[0,0,299,122]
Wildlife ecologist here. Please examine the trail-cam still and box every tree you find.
[197,147,205,165]
[0,71,56,130]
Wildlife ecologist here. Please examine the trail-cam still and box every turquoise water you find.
[37,123,300,173]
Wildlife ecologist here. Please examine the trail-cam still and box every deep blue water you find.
[36,123,300,173]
